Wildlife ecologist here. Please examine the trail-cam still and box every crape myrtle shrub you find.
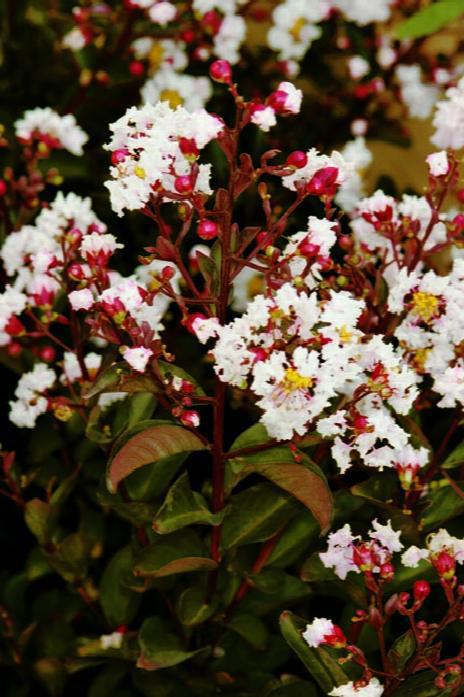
[3,1,464,696]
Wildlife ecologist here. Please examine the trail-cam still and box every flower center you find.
[411,291,439,322]
[283,368,313,392]
[134,166,146,179]
[148,43,165,71]
[159,89,184,108]
[290,17,306,40]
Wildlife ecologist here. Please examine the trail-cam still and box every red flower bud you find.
[380,562,395,582]
[179,137,199,161]
[338,235,353,251]
[210,59,232,83]
[5,316,25,337]
[161,265,176,281]
[0,179,7,196]
[268,90,288,113]
[39,346,56,363]
[286,150,308,169]
[306,166,339,196]
[174,175,193,194]
[413,580,431,603]
[433,550,455,579]
[197,219,218,240]
[180,28,196,44]
[7,342,22,358]
[111,148,129,165]
[129,60,145,77]
[453,213,464,230]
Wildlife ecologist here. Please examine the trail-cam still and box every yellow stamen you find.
[338,325,353,343]
[148,43,165,71]
[283,368,314,393]
[290,17,306,40]
[159,89,184,108]
[247,274,264,298]
[134,166,146,179]
[411,291,439,322]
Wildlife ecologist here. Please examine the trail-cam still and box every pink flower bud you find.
[0,179,7,196]
[286,150,308,169]
[268,90,287,112]
[380,563,394,582]
[197,219,218,240]
[161,265,176,281]
[180,409,200,428]
[179,137,199,161]
[174,175,193,194]
[306,166,339,196]
[111,148,129,165]
[68,263,85,281]
[210,59,232,83]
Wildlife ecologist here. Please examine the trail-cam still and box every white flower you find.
[69,288,94,311]
[432,77,464,149]
[100,632,123,650]
[14,107,88,155]
[62,27,88,51]
[401,545,429,568]
[148,1,177,24]
[319,524,358,580]
[369,519,403,553]
[302,618,335,647]
[348,56,370,79]
[10,363,56,428]
[276,81,303,114]
[123,346,153,372]
[396,64,439,120]
[141,70,212,111]
[426,151,449,177]
[282,148,351,192]
[333,0,393,24]
[329,678,384,696]
[250,105,277,132]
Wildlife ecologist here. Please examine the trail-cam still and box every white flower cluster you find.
[395,64,439,120]
[282,147,352,192]
[128,0,177,25]
[14,107,88,155]
[193,0,247,64]
[402,528,464,570]
[432,76,464,150]
[329,679,384,697]
[320,520,402,580]
[195,274,419,444]
[388,262,464,407]
[9,363,56,428]
[350,189,447,276]
[141,70,212,112]
[333,0,394,25]
[335,137,372,212]
[267,0,331,64]
[0,192,108,307]
[104,102,223,216]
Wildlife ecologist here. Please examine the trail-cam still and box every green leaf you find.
[177,588,218,626]
[391,671,452,696]
[442,442,464,469]
[395,0,464,39]
[124,453,187,502]
[267,510,320,567]
[420,481,464,531]
[279,611,348,693]
[44,532,92,582]
[221,482,299,549]
[153,472,222,534]
[99,547,141,627]
[387,630,416,673]
[84,362,158,399]
[34,657,67,697]
[86,393,156,445]
[106,420,207,493]
[138,616,208,670]
[97,487,157,526]
[227,613,269,650]
[133,529,217,578]
[24,499,52,545]
[235,450,333,534]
